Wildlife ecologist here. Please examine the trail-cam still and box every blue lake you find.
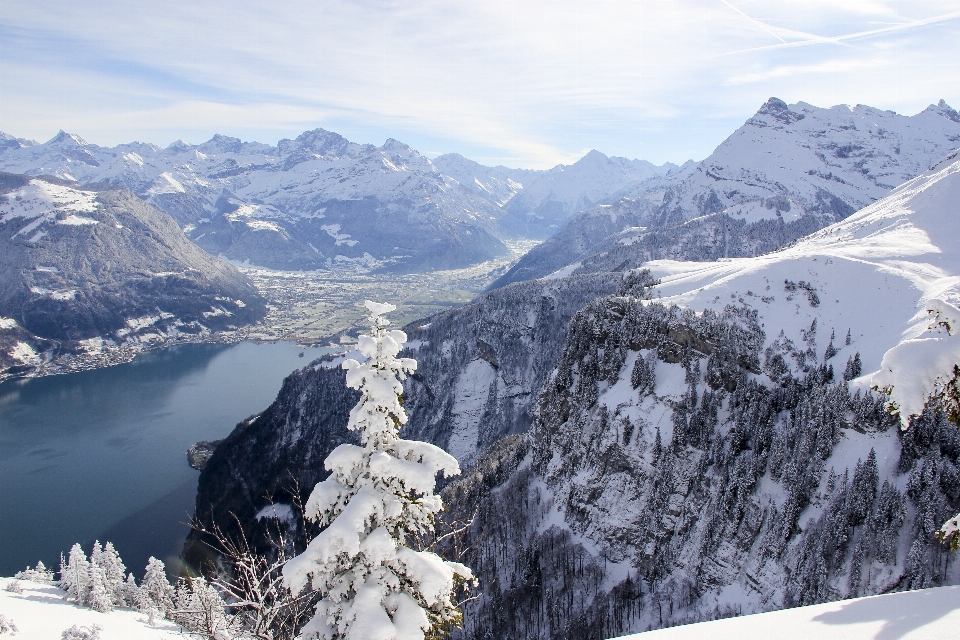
[0,341,334,577]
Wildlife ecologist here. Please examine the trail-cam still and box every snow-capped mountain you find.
[191,151,960,637]
[0,129,511,271]
[0,128,679,272]
[434,150,680,238]
[492,98,960,288]
[0,173,266,378]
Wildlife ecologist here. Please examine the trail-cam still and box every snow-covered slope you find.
[0,578,181,639]
[650,148,960,425]
[493,99,960,288]
[0,173,266,379]
[618,585,960,640]
[433,152,960,638]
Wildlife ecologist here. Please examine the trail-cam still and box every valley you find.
[241,238,538,344]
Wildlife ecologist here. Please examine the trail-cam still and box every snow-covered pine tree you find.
[139,557,174,615]
[283,300,473,640]
[86,544,113,613]
[14,560,54,584]
[60,544,91,606]
[170,575,236,640]
[122,573,139,608]
[91,541,127,607]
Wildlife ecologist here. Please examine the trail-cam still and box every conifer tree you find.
[139,557,174,615]
[97,542,127,607]
[283,301,473,640]
[60,544,91,606]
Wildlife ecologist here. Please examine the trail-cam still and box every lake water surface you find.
[0,341,334,577]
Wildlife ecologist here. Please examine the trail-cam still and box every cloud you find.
[725,59,885,85]
[1,1,958,167]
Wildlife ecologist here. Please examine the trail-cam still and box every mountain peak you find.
[931,99,960,124]
[200,134,243,153]
[382,138,413,153]
[579,149,608,162]
[166,139,193,151]
[751,97,805,126]
[47,130,88,147]
[278,128,349,157]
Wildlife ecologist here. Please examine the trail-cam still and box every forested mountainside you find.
[187,151,960,637]
[186,273,619,563]
[442,295,957,638]
[439,150,960,637]
[491,98,960,289]
[434,150,682,239]
[0,173,265,378]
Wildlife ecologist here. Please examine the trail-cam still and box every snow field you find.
[0,578,181,639]
[617,584,960,639]
[647,155,960,429]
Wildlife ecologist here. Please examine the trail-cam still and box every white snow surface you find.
[646,153,960,426]
[447,358,496,463]
[9,341,41,365]
[0,180,99,241]
[0,578,182,639]
[254,503,296,524]
[616,585,960,640]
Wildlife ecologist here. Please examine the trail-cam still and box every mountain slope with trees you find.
[187,149,960,638]
[0,173,266,379]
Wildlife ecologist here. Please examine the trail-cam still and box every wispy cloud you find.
[0,1,958,167]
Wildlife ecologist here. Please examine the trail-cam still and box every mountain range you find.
[490,98,960,288]
[0,130,676,271]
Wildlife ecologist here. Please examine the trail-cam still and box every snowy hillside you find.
[618,585,960,639]
[0,578,182,639]
[433,151,960,637]
[0,173,265,380]
[493,98,960,287]
[649,148,960,425]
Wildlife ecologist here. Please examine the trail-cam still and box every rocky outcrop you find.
[439,294,958,638]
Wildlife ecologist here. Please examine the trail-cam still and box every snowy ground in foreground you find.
[619,585,960,639]
[0,578,181,639]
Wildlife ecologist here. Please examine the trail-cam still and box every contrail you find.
[720,0,787,44]
[718,9,960,57]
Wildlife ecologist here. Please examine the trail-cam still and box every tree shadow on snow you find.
[811,587,960,640]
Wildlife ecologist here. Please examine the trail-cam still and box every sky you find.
[0,1,958,169]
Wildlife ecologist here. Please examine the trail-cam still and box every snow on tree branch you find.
[283,300,473,640]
